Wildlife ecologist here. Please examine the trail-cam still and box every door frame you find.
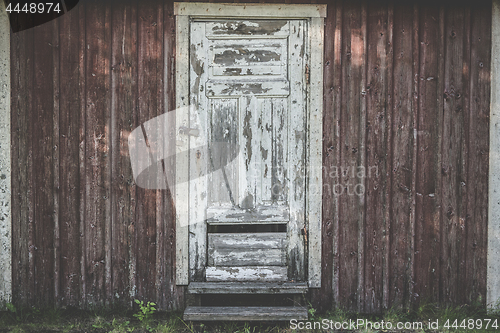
[173,2,325,288]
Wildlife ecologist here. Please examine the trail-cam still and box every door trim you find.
[174,2,325,287]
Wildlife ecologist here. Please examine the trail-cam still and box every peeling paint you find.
[221,83,271,95]
[243,110,252,171]
[211,20,288,35]
[214,49,281,66]
[0,0,10,307]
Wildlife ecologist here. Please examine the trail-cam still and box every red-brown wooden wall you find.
[10,0,491,312]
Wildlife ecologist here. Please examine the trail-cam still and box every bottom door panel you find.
[206,266,287,282]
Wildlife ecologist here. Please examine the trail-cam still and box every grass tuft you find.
[1,302,500,332]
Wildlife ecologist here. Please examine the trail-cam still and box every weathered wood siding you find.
[11,0,182,309]
[10,0,491,312]
[317,0,491,312]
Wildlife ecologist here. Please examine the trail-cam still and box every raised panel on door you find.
[188,19,307,282]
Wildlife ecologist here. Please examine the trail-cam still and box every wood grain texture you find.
[314,0,336,312]
[163,0,184,310]
[183,306,308,321]
[466,3,491,305]
[414,4,443,306]
[389,2,415,309]
[110,0,138,307]
[33,16,55,307]
[11,13,35,306]
[337,1,365,311]
[58,3,82,307]
[84,0,111,306]
[8,0,491,312]
[441,6,467,306]
[364,0,390,313]
[136,0,164,302]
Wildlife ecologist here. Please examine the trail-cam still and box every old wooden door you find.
[187,19,308,284]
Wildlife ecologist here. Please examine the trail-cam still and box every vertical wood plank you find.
[459,6,472,306]
[110,0,138,306]
[358,4,367,312]
[364,0,390,313]
[337,1,365,311]
[188,20,208,282]
[163,0,185,309]
[52,16,61,307]
[0,0,11,306]
[331,0,342,308]
[258,98,273,205]
[79,1,87,306]
[409,3,419,311]
[288,19,307,282]
[84,0,111,305]
[383,2,394,310]
[308,15,325,289]
[136,0,163,301]
[467,3,491,305]
[58,3,83,306]
[174,12,190,286]
[413,3,443,306]
[441,6,468,306]
[10,15,35,306]
[389,2,415,309]
[33,17,55,307]
[152,0,165,308]
[315,0,335,312]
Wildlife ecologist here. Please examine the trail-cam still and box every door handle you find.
[179,126,200,137]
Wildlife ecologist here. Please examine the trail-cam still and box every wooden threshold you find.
[183,306,308,321]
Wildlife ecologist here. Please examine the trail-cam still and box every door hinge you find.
[305,64,310,84]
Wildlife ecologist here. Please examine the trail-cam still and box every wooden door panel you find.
[189,19,307,282]
[206,80,289,97]
[208,98,239,207]
[205,20,290,37]
[208,233,287,266]
[206,266,288,282]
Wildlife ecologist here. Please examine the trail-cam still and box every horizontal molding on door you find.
[206,79,290,97]
[206,206,289,224]
[209,232,287,249]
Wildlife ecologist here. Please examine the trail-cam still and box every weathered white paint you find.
[189,18,307,281]
[307,17,324,288]
[206,207,289,224]
[208,233,286,249]
[174,3,326,19]
[206,266,288,282]
[188,20,208,282]
[0,0,11,307]
[488,0,500,310]
[175,14,190,285]
[175,3,325,287]
[208,233,287,266]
